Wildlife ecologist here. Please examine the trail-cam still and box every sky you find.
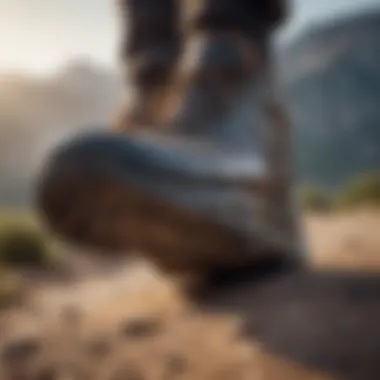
[0,0,380,75]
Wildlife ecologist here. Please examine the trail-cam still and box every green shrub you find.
[0,223,51,268]
[299,186,333,212]
[339,172,380,208]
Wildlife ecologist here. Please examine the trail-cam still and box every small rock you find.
[34,366,57,380]
[84,338,111,358]
[166,354,189,374]
[2,337,41,363]
[120,318,161,339]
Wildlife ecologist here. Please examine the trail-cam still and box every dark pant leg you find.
[116,0,182,131]
[192,0,287,39]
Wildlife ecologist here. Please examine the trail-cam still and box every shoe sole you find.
[37,132,266,273]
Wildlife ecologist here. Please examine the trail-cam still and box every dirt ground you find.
[0,210,379,380]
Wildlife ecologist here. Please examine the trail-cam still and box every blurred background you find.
[0,1,379,379]
[0,0,380,207]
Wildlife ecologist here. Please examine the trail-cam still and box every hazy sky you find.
[1,0,379,74]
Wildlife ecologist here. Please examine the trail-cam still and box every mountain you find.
[281,9,380,188]
[0,61,122,205]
